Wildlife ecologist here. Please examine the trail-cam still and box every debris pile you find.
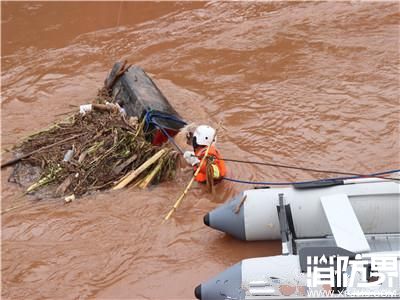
[9,100,179,198]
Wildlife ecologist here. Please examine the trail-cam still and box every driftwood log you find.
[107,62,184,132]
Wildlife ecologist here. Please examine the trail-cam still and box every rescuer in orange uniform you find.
[183,125,227,183]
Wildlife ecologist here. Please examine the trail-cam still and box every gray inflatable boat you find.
[197,177,400,299]
[205,178,399,243]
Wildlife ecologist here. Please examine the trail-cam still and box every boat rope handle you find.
[222,168,400,186]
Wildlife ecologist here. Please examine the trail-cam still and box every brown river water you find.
[1,2,399,299]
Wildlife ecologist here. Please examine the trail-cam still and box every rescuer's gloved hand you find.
[184,151,200,166]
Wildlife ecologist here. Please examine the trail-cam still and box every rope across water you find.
[144,112,400,185]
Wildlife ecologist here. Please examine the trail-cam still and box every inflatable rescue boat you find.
[204,178,400,242]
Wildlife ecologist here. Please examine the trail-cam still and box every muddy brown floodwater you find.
[1,1,399,299]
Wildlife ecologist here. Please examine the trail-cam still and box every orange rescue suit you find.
[193,145,227,183]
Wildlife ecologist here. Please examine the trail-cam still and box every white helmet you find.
[193,125,216,147]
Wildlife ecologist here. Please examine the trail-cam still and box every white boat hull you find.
[205,179,400,241]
